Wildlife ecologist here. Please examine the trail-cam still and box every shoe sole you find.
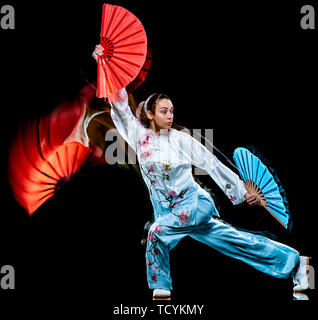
[294,256,311,293]
[153,295,171,300]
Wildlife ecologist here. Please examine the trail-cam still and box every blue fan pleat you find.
[256,166,267,188]
[247,152,253,182]
[266,204,288,226]
[235,150,247,182]
[240,149,249,181]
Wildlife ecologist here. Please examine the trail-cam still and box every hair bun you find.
[136,101,145,119]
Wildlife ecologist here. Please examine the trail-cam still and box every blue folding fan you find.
[233,147,290,229]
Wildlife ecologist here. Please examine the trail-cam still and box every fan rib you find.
[38,181,57,186]
[102,5,117,41]
[241,151,250,181]
[113,50,146,58]
[109,58,135,79]
[257,169,267,189]
[44,159,62,181]
[262,186,279,196]
[55,152,65,178]
[114,29,145,47]
[107,11,130,41]
[255,161,260,185]
[33,192,55,207]
[105,63,125,91]
[102,64,114,95]
[250,154,254,185]
[65,145,70,178]
[100,4,106,41]
[115,40,147,50]
[109,16,138,43]
[260,176,274,191]
[34,186,56,193]
[270,206,286,217]
[111,54,142,69]
[265,195,282,201]
[266,201,286,213]
[248,153,253,182]
[71,144,80,175]
[37,168,59,183]
[263,206,287,228]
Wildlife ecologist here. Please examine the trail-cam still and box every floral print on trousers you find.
[146,193,300,290]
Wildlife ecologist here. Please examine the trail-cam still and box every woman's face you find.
[147,98,174,131]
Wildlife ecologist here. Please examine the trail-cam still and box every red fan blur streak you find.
[8,86,97,215]
[97,4,147,100]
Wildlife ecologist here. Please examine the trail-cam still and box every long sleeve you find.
[110,88,146,152]
[182,132,247,205]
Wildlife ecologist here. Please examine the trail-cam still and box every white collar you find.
[158,129,170,136]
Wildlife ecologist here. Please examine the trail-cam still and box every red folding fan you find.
[97,4,147,99]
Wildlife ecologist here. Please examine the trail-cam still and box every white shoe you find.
[293,292,309,300]
[153,289,171,300]
[293,256,310,292]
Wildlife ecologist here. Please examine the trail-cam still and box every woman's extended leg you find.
[190,217,300,279]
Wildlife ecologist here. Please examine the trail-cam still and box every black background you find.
[1,0,316,316]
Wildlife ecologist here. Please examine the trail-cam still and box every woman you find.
[93,45,310,300]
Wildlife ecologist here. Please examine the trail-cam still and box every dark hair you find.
[138,93,169,128]
[137,93,183,130]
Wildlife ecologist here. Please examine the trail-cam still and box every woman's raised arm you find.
[92,44,145,152]
[109,88,146,152]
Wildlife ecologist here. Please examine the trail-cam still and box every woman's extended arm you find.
[183,132,250,205]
